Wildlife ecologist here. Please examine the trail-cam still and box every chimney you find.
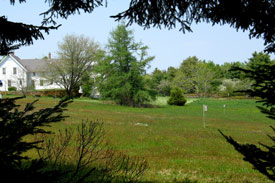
[48,52,51,59]
[10,52,15,56]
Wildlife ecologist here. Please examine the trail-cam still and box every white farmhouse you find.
[0,53,61,91]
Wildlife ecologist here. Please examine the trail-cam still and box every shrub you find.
[0,97,148,182]
[8,86,17,91]
[167,87,187,106]
[36,121,148,183]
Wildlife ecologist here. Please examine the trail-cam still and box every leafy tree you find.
[172,57,216,95]
[167,66,177,82]
[167,87,187,106]
[198,61,216,96]
[151,68,166,86]
[80,71,95,97]
[45,34,102,98]
[173,56,199,94]
[218,78,252,97]
[157,80,171,96]
[96,23,155,107]
[149,68,172,96]
[220,62,246,80]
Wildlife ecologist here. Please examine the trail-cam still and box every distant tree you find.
[173,56,199,94]
[220,62,246,80]
[173,57,216,95]
[96,23,155,107]
[45,34,102,98]
[204,61,223,93]
[149,68,171,96]
[198,61,216,96]
[167,87,187,106]
[80,71,95,97]
[167,66,177,82]
[218,78,252,97]
[157,80,171,96]
[151,68,166,85]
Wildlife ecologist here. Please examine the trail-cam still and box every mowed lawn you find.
[15,96,274,183]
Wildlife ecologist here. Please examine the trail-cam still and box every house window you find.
[2,68,6,75]
[19,79,22,86]
[8,80,11,87]
[40,80,44,86]
[13,67,17,75]
[33,72,36,76]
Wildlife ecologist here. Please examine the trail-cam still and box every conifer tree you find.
[96,23,155,107]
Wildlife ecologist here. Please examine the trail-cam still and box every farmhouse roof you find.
[11,54,58,72]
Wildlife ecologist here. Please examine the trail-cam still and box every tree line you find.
[147,51,274,98]
[47,23,274,107]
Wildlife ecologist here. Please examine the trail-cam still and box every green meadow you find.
[16,96,274,183]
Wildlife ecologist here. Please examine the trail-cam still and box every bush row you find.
[3,89,80,98]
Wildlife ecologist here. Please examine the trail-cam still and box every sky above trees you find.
[2,0,273,72]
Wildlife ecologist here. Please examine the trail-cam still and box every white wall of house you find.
[0,55,62,91]
[0,56,27,91]
[27,72,61,90]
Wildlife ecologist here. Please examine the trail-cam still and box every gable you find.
[0,55,27,72]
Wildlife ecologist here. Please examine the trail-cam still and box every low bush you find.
[167,87,187,106]
[8,86,17,91]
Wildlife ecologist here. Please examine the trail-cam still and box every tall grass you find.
[15,96,274,182]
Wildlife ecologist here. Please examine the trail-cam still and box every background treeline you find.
[144,52,275,97]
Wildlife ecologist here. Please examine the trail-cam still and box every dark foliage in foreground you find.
[0,97,70,170]
[112,0,275,53]
[219,128,275,181]
[220,62,275,181]
[231,64,275,120]
[1,0,274,55]
[0,97,147,182]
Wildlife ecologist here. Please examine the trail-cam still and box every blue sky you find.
[2,0,273,72]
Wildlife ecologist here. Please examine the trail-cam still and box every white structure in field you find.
[0,53,61,91]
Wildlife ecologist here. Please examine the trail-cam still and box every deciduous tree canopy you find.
[45,34,102,98]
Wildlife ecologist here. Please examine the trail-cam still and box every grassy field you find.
[14,96,274,182]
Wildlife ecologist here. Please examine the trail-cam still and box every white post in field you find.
[203,104,207,128]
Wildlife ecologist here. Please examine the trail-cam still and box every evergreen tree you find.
[167,87,187,106]
[96,23,155,107]
[0,97,71,182]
